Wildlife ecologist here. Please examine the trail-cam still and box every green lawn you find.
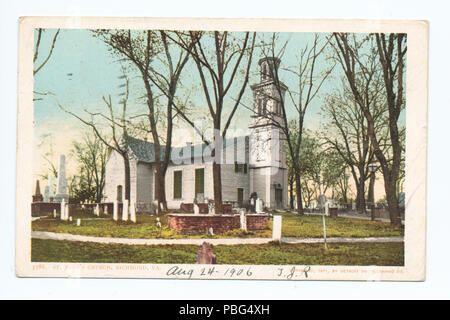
[31,238,404,266]
[32,209,403,239]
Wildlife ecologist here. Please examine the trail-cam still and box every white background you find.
[1,0,448,299]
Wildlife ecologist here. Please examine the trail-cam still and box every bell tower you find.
[248,57,288,209]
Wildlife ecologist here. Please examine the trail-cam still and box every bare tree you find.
[321,77,389,213]
[168,31,256,214]
[58,76,133,202]
[70,130,108,203]
[33,29,60,101]
[331,33,406,226]
[93,30,192,213]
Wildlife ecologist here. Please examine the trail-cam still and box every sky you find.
[33,28,405,200]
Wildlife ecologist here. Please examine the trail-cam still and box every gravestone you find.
[196,242,216,264]
[54,155,69,203]
[208,200,215,215]
[193,203,200,214]
[239,209,247,231]
[317,194,327,209]
[43,185,50,202]
[113,200,118,221]
[156,217,161,228]
[32,180,43,202]
[249,192,258,213]
[65,203,69,221]
[272,215,282,241]
[122,199,129,221]
[255,198,264,213]
[130,200,136,223]
[48,175,55,201]
[60,199,65,220]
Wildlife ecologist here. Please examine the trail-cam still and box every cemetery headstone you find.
[48,175,55,201]
[272,215,282,241]
[122,199,129,221]
[193,202,200,214]
[130,200,136,223]
[60,199,65,220]
[317,194,327,209]
[255,198,264,213]
[239,209,247,231]
[55,155,69,203]
[44,185,50,202]
[32,180,43,202]
[113,200,118,221]
[196,242,216,264]
[156,217,162,229]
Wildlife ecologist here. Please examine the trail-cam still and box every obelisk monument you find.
[54,155,69,203]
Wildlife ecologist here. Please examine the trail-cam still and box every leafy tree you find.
[331,33,406,226]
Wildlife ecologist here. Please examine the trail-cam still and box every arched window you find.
[263,99,268,114]
[262,63,267,80]
[116,185,123,202]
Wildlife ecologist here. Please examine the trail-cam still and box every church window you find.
[195,168,204,196]
[263,99,268,114]
[234,162,248,174]
[237,188,244,206]
[173,170,182,199]
[116,185,123,202]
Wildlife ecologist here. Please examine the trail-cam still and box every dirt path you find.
[32,231,404,246]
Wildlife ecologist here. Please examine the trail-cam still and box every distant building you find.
[104,57,288,210]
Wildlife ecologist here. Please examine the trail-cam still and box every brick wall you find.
[31,202,61,217]
[246,214,269,230]
[167,213,268,233]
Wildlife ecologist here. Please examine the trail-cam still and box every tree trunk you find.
[289,180,294,210]
[367,173,376,205]
[123,155,131,201]
[212,162,223,214]
[295,173,304,215]
[154,165,167,214]
[385,178,402,226]
[356,181,366,214]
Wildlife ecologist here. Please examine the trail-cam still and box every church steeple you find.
[259,57,281,82]
[250,56,287,128]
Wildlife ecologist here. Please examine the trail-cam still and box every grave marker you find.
[272,215,282,241]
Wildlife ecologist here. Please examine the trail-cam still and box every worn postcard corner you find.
[16,16,428,281]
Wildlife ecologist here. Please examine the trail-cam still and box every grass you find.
[31,238,404,266]
[32,209,403,239]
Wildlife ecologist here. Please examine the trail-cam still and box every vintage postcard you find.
[16,17,428,280]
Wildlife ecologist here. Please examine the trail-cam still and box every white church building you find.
[104,57,288,211]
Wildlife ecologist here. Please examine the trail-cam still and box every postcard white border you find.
[16,16,428,281]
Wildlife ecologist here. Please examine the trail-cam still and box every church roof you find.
[124,135,249,164]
